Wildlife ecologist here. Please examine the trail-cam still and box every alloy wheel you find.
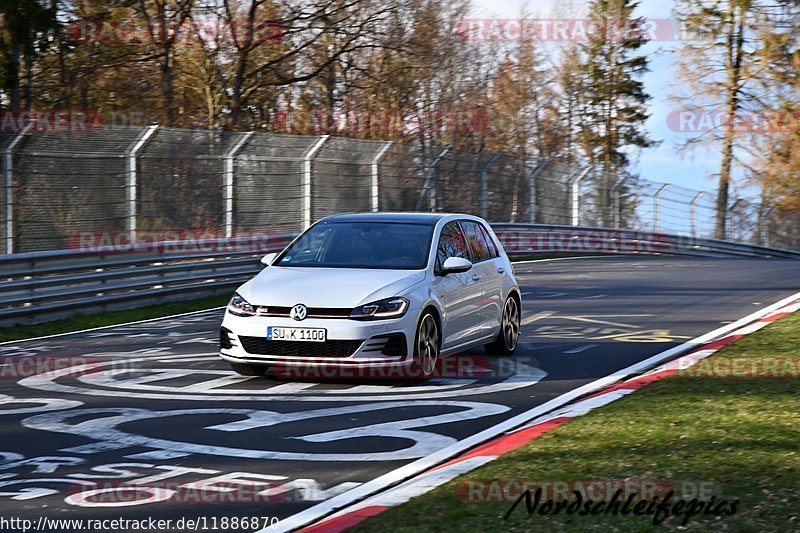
[416,314,439,376]
[502,298,520,351]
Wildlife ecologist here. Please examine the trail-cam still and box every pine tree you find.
[577,0,654,228]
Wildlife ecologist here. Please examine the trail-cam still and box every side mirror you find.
[260,252,278,267]
[441,256,472,275]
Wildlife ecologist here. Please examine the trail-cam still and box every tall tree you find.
[0,0,55,110]
[749,3,800,247]
[673,0,798,239]
[577,0,654,227]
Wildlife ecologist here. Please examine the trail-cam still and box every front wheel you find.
[230,362,268,376]
[484,296,520,356]
[410,312,440,378]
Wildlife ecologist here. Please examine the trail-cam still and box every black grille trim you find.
[220,327,234,349]
[380,334,407,357]
[255,306,352,318]
[238,336,364,358]
[361,334,407,357]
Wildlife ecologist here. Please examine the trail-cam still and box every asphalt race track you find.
[1,257,799,532]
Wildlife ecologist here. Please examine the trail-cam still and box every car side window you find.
[460,221,492,263]
[479,224,499,258]
[435,222,471,274]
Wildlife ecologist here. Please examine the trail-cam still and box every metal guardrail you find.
[0,233,295,326]
[0,225,797,327]
[491,224,800,259]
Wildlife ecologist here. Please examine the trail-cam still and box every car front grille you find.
[255,306,351,318]
[238,337,364,358]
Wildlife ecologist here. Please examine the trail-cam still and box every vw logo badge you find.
[290,304,308,321]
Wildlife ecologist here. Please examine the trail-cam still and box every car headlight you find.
[227,293,256,317]
[350,297,409,320]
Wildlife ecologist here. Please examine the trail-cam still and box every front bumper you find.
[219,310,418,367]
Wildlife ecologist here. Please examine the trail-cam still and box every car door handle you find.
[471,274,481,281]
[497,267,505,274]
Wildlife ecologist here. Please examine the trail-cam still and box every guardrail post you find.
[223,132,253,238]
[653,184,669,231]
[3,122,32,254]
[371,142,392,213]
[569,167,591,226]
[480,153,502,219]
[613,175,631,229]
[125,125,159,243]
[690,192,704,238]
[415,146,451,212]
[302,135,330,229]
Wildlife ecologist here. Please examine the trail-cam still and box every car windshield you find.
[275,222,434,269]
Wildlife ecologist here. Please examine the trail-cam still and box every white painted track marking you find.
[271,289,800,532]
[562,344,598,354]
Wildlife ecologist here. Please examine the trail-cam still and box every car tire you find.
[410,311,440,379]
[484,296,520,356]
[230,362,268,376]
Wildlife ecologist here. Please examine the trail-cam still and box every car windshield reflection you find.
[275,222,434,270]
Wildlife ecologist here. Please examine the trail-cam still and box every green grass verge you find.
[0,295,229,342]
[352,311,800,532]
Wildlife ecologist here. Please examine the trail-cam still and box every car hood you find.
[238,267,427,308]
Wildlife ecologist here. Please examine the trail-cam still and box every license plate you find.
[267,327,327,343]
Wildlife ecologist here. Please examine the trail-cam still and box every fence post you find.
[761,206,777,247]
[3,122,32,254]
[569,167,591,226]
[528,161,546,223]
[223,132,253,238]
[125,125,158,242]
[653,184,669,231]
[727,198,744,241]
[415,146,451,212]
[613,176,631,229]
[690,192,704,238]
[302,135,329,229]
[480,153,502,219]
[761,205,778,247]
[371,142,392,213]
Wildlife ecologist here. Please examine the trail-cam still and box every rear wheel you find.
[484,296,520,356]
[230,362,268,376]
[411,312,440,378]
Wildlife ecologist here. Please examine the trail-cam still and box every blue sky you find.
[470,0,721,195]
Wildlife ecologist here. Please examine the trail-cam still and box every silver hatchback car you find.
[219,213,521,378]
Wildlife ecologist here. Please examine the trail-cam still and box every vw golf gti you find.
[219,213,521,378]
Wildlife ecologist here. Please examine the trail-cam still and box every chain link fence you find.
[1,124,796,254]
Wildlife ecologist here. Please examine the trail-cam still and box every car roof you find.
[319,212,464,226]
